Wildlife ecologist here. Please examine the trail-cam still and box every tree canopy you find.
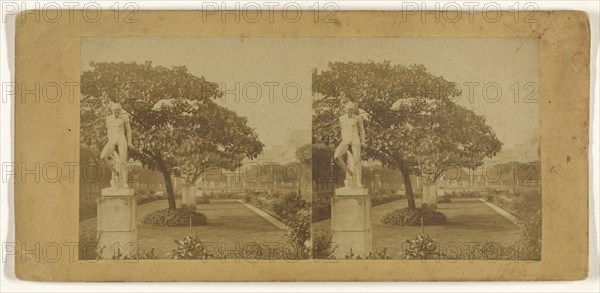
[312,61,502,208]
[81,61,263,209]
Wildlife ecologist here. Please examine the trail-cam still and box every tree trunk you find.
[161,168,176,210]
[401,163,416,209]
[142,150,177,209]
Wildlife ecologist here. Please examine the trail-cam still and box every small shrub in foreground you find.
[169,235,213,260]
[402,234,440,260]
[312,230,334,259]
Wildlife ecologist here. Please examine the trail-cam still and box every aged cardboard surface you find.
[14,11,589,281]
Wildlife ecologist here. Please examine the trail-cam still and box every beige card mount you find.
[13,10,589,281]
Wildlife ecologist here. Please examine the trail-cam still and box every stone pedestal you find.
[182,183,196,206]
[422,182,437,206]
[331,187,371,258]
[97,187,136,259]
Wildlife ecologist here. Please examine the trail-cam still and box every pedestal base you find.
[97,187,137,259]
[331,187,372,258]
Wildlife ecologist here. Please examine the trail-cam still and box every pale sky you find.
[81,37,539,152]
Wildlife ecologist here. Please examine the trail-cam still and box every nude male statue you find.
[334,102,366,188]
[100,103,133,188]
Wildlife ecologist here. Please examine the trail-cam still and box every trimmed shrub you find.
[459,191,480,198]
[425,203,438,210]
[438,195,452,203]
[371,194,401,207]
[196,197,210,204]
[381,206,448,226]
[206,192,246,200]
[141,206,207,227]
[136,195,151,205]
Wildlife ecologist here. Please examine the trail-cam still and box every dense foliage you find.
[272,193,312,259]
[169,235,212,260]
[381,206,448,226]
[81,61,263,209]
[312,61,502,208]
[514,190,542,260]
[141,205,207,227]
[402,234,439,260]
[312,230,334,260]
[195,197,210,204]
[273,192,311,221]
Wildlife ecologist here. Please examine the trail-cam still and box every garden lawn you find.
[313,198,520,259]
[80,199,288,259]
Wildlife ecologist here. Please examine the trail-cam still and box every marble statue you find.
[100,103,133,188]
[334,102,366,188]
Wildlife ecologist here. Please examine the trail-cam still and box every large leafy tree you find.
[417,100,502,184]
[312,61,501,209]
[81,62,263,209]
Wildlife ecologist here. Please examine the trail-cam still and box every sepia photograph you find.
[78,37,541,262]
[310,38,541,261]
[78,37,313,260]
[10,7,592,284]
